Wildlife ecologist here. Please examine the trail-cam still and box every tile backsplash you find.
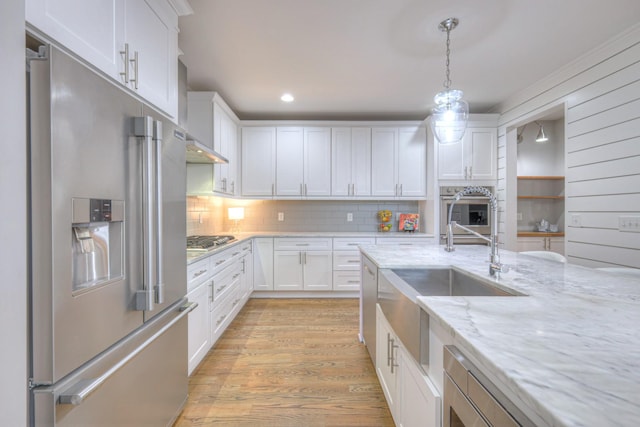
[186,197,423,235]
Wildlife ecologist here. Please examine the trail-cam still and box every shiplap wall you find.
[496,25,640,268]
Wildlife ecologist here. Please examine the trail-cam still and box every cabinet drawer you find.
[212,263,241,302]
[210,285,239,344]
[274,237,333,251]
[187,258,212,291]
[333,271,360,291]
[333,237,376,250]
[333,251,362,270]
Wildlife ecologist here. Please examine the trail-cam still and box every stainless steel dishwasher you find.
[361,254,378,362]
[443,345,536,427]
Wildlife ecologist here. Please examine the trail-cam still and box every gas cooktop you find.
[186,235,236,252]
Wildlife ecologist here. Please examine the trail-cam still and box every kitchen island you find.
[359,244,640,427]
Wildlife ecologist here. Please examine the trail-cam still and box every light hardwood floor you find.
[174,298,394,427]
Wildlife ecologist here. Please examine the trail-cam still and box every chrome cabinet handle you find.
[304,183,307,196]
[215,259,225,266]
[216,314,227,326]
[390,338,399,374]
[387,333,393,367]
[119,43,129,83]
[192,269,207,279]
[130,50,138,90]
[216,284,227,293]
[209,281,214,302]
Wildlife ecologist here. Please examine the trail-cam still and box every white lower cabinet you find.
[273,238,333,291]
[187,241,254,374]
[376,305,441,427]
[517,236,565,255]
[273,250,333,291]
[186,279,212,375]
[253,238,274,291]
[376,305,399,417]
[397,346,441,427]
[332,237,376,291]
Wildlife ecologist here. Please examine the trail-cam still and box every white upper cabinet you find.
[275,127,304,197]
[187,92,239,196]
[398,127,427,197]
[372,127,427,198]
[122,0,178,119]
[241,127,276,197]
[371,128,398,197]
[275,127,331,198]
[26,0,123,78]
[26,0,184,120]
[303,128,332,197]
[438,127,497,181]
[332,127,372,197]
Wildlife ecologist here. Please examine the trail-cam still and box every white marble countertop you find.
[359,244,640,427]
[187,231,435,264]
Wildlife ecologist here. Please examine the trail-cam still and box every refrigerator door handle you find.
[58,301,197,406]
[133,116,156,311]
[153,120,165,305]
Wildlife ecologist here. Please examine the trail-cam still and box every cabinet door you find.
[331,128,353,197]
[437,139,466,180]
[253,238,274,291]
[226,118,238,195]
[26,0,123,81]
[304,128,332,197]
[398,347,441,427]
[397,127,426,198]
[376,306,398,417]
[468,128,496,180]
[215,107,237,194]
[276,127,304,197]
[186,280,211,375]
[351,127,372,196]
[303,251,333,291]
[549,237,565,256]
[516,237,546,252]
[371,128,398,197]
[123,0,178,118]
[273,251,304,291]
[242,127,276,196]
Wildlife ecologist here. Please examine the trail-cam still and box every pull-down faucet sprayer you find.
[444,186,506,276]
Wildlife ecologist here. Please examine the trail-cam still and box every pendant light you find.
[430,18,469,145]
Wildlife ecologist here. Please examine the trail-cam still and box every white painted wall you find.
[497,25,640,268]
[0,0,28,425]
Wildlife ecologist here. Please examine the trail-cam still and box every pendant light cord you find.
[444,26,451,90]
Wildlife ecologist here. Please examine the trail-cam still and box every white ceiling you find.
[178,0,640,120]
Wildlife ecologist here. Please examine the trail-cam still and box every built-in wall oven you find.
[440,186,493,245]
[443,345,535,427]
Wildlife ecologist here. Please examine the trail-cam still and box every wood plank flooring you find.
[174,298,394,427]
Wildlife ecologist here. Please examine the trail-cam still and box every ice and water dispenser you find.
[71,198,124,293]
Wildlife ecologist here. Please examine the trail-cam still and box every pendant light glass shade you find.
[430,18,468,145]
[431,89,469,144]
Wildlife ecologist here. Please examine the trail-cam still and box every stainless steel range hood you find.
[186,137,228,164]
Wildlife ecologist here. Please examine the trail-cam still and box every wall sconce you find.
[516,121,549,144]
[228,207,245,233]
[535,122,549,143]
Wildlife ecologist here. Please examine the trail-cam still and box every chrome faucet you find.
[444,186,506,276]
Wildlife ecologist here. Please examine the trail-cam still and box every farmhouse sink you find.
[377,267,522,371]
[390,267,520,297]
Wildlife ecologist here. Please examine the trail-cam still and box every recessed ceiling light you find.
[280,93,294,102]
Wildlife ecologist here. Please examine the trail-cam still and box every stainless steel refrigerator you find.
[27,45,194,426]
